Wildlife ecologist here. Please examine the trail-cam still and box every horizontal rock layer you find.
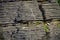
[42,2,60,19]
[0,1,42,23]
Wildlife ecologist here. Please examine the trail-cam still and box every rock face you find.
[42,1,60,20]
[2,22,46,40]
[0,1,45,40]
[0,1,42,24]
[0,0,60,40]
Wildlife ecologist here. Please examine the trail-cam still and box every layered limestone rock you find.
[42,0,60,20]
[0,1,42,24]
[2,21,46,40]
[0,1,45,40]
[0,0,60,40]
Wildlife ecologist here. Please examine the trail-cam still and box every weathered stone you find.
[42,2,60,20]
[0,1,42,24]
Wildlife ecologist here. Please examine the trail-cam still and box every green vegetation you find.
[57,23,60,29]
[57,0,60,5]
[43,24,50,32]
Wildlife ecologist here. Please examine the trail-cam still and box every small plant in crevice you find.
[42,23,50,40]
[43,24,50,33]
[57,23,60,29]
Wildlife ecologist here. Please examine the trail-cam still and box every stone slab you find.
[0,1,42,23]
[42,2,60,20]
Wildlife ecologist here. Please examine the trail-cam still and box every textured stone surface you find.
[0,0,60,40]
[0,1,42,23]
[2,21,46,40]
[42,2,60,19]
[2,21,60,40]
